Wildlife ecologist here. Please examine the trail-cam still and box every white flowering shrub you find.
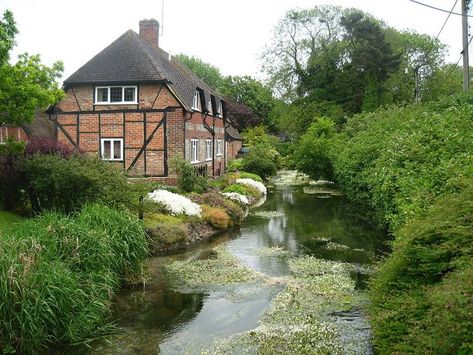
[221,192,250,206]
[236,178,267,195]
[147,189,202,217]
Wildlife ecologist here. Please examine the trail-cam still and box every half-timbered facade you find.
[49,19,234,178]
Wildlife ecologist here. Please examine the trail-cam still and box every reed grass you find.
[0,204,148,354]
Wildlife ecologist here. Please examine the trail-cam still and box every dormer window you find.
[207,99,213,115]
[217,101,223,118]
[192,90,201,111]
[95,86,137,104]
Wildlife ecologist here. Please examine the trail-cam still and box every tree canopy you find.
[0,10,64,126]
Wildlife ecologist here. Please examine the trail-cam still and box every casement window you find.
[192,90,201,111]
[0,126,5,144]
[205,139,212,161]
[217,101,223,118]
[216,139,222,156]
[207,99,213,115]
[95,86,137,104]
[101,138,123,161]
[191,139,199,163]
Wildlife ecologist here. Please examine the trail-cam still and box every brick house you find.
[47,19,240,178]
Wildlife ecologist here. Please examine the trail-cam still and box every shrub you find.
[0,204,147,354]
[239,171,263,182]
[147,189,202,217]
[0,140,25,210]
[369,179,473,354]
[190,190,244,225]
[227,158,243,172]
[146,214,188,253]
[169,156,208,193]
[202,205,231,230]
[292,117,336,181]
[223,183,248,195]
[241,144,278,180]
[17,154,133,214]
[24,138,77,157]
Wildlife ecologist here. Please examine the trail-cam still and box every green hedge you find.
[328,94,473,353]
[0,204,148,354]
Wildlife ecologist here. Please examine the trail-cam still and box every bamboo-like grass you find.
[0,204,148,354]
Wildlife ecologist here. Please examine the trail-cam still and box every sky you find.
[0,0,468,84]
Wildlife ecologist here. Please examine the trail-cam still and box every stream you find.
[64,172,387,354]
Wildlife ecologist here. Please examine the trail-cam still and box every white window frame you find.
[100,138,123,161]
[216,139,222,156]
[191,139,199,163]
[0,126,5,144]
[95,86,137,105]
[217,101,223,118]
[207,99,213,115]
[205,139,212,161]
[192,90,201,111]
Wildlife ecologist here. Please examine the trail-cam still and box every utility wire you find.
[408,0,473,17]
[437,34,473,90]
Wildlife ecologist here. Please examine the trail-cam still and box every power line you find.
[438,34,473,89]
[408,0,473,17]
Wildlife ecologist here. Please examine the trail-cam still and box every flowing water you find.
[63,172,387,354]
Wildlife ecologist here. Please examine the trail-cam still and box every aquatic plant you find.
[272,170,311,187]
[236,178,267,195]
[252,210,285,218]
[147,189,202,217]
[165,246,259,289]
[256,246,290,257]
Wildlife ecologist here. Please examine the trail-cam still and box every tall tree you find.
[0,10,63,126]
[174,53,225,91]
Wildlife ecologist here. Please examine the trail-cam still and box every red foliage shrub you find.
[25,138,79,158]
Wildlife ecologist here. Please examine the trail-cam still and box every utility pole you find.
[462,0,470,91]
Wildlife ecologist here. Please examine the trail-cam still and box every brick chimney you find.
[139,19,159,47]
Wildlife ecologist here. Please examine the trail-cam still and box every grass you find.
[0,204,148,354]
[0,210,24,232]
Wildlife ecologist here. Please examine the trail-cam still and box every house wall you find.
[53,83,226,177]
[0,125,28,144]
[184,114,225,176]
[227,140,242,161]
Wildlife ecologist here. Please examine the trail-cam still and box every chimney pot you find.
[139,19,159,47]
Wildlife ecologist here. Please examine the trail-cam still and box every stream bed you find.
[64,172,387,354]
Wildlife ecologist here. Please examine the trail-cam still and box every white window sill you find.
[216,153,222,157]
[102,158,123,162]
[191,160,200,164]
[205,158,212,162]
[95,102,137,105]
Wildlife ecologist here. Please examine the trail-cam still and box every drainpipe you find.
[202,114,215,177]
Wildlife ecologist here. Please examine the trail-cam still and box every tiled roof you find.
[64,30,222,111]
[226,125,242,141]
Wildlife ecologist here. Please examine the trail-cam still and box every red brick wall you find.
[54,83,228,177]
[227,140,242,161]
[0,125,28,143]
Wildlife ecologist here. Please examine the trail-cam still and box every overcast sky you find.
[0,0,468,83]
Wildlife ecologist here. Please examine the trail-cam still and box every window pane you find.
[110,87,122,102]
[124,87,135,102]
[102,141,111,159]
[113,140,122,159]
[97,88,108,102]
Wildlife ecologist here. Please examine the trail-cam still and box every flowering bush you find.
[236,178,267,195]
[221,192,250,206]
[147,189,202,217]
